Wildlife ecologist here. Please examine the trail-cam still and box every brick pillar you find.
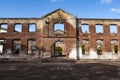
[36,38,42,51]
[118,25,120,34]
[43,24,48,36]
[119,39,120,54]
[104,24,111,53]
[65,23,71,36]
[102,41,105,54]
[89,23,95,33]
[36,24,41,33]
[8,23,14,32]
[5,39,13,53]
[89,23,96,51]
[104,39,111,53]
[103,24,110,35]
[22,22,28,32]
[21,39,28,54]
[21,23,28,54]
[118,25,120,54]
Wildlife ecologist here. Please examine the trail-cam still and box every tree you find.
[55,47,62,56]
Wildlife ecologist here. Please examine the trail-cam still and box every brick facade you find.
[0,9,120,59]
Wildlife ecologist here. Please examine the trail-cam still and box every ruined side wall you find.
[79,19,120,59]
[0,18,44,53]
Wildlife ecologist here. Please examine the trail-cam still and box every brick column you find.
[36,24,40,33]
[21,39,28,54]
[22,22,28,32]
[89,23,95,34]
[89,23,96,51]
[103,24,112,53]
[8,23,14,32]
[103,24,110,35]
[119,39,120,54]
[102,41,106,54]
[5,39,13,53]
[118,25,120,34]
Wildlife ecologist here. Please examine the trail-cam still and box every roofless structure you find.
[0,9,120,59]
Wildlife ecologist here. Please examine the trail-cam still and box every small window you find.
[29,24,36,32]
[54,24,64,32]
[96,24,103,33]
[14,24,22,32]
[110,24,117,33]
[0,24,8,33]
[81,24,89,33]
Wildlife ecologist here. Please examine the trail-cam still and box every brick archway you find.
[51,39,67,57]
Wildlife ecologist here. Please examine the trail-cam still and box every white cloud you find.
[100,0,113,4]
[110,8,120,13]
[50,0,65,2]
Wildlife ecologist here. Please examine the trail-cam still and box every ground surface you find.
[0,59,120,80]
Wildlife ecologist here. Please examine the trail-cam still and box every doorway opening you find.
[13,39,21,54]
[51,39,66,57]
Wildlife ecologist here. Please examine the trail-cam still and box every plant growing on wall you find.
[97,46,102,55]
[82,45,85,55]
[114,45,118,54]
[55,47,62,56]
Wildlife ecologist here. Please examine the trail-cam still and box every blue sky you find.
[0,0,120,19]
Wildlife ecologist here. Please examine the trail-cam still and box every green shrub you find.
[55,47,62,56]
[97,46,102,55]
[82,45,85,55]
[114,45,118,54]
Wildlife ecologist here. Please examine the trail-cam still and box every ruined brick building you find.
[0,9,120,59]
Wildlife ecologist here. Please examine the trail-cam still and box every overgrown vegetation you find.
[82,45,85,55]
[97,46,102,55]
[55,47,62,56]
[114,45,118,54]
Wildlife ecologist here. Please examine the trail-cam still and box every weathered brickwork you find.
[0,9,120,59]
